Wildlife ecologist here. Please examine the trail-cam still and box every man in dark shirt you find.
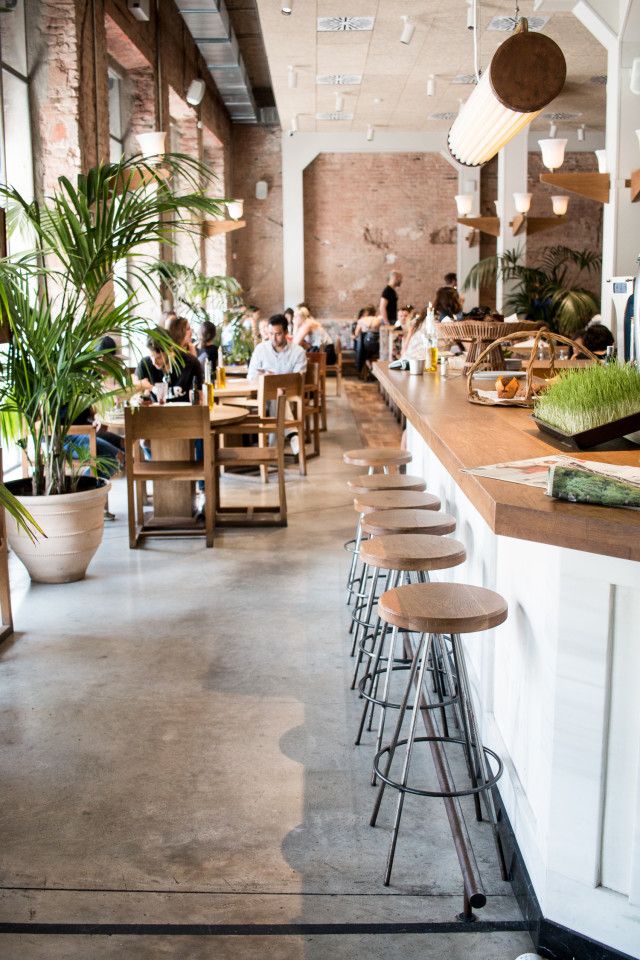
[135,330,203,400]
[379,270,403,326]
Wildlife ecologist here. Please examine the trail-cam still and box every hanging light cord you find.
[514,0,520,23]
[473,0,480,82]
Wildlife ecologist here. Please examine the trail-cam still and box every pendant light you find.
[538,138,567,172]
[447,16,566,167]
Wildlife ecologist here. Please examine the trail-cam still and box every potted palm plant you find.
[0,155,227,582]
[462,245,602,335]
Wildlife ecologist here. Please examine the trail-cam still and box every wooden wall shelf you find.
[203,219,246,237]
[625,169,640,203]
[510,214,565,237]
[539,171,610,204]
[456,216,501,238]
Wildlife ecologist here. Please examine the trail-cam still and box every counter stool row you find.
[342,446,508,890]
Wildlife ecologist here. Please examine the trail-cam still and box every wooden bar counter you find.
[372,361,640,959]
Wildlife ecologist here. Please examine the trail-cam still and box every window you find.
[108,68,125,162]
[0,0,34,476]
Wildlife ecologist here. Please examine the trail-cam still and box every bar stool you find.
[353,535,467,758]
[370,581,508,886]
[349,491,442,647]
[343,447,412,605]
[347,474,426,495]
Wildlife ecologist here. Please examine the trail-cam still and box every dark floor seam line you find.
[0,921,533,936]
[0,886,517,899]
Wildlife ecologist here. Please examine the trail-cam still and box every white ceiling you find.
[255,0,607,136]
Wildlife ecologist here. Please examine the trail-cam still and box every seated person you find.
[284,307,294,333]
[248,314,307,379]
[292,305,337,365]
[578,323,615,358]
[198,320,218,374]
[434,286,463,321]
[354,306,381,372]
[134,328,203,400]
[247,314,307,455]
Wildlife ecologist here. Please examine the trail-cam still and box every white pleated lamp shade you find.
[226,200,244,220]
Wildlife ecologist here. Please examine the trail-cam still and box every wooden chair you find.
[306,351,328,432]
[124,405,213,548]
[325,336,343,396]
[213,391,287,527]
[256,373,306,477]
[304,363,322,459]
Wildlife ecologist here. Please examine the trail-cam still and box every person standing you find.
[379,270,403,327]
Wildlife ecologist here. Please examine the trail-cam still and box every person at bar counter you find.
[292,305,337,365]
[134,325,203,401]
[248,314,307,379]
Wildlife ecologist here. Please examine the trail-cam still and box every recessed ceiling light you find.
[316,111,354,120]
[430,111,457,121]
[487,15,549,31]
[317,16,375,31]
[316,74,362,85]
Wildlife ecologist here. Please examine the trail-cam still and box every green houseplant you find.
[0,154,227,582]
[462,245,602,336]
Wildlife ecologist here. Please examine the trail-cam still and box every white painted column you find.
[496,130,529,311]
[457,166,480,309]
[573,0,640,333]
[281,136,307,309]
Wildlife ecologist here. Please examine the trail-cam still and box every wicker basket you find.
[449,320,543,374]
[466,327,602,408]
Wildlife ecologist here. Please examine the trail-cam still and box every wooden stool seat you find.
[359,534,466,573]
[354,490,441,514]
[348,474,426,494]
[362,509,456,537]
[379,582,508,635]
[343,447,411,468]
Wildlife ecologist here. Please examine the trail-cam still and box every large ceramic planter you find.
[5,478,110,584]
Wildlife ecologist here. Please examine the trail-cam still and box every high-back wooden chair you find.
[213,391,287,526]
[325,336,342,396]
[306,351,328,432]
[124,405,213,548]
[256,373,306,476]
[304,363,321,459]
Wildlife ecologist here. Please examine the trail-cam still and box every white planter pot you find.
[5,481,110,584]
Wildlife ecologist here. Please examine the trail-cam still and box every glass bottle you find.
[189,375,200,405]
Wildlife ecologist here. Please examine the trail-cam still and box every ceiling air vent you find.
[258,106,279,125]
[430,112,457,121]
[487,15,549,31]
[316,74,362,85]
[590,75,607,85]
[317,16,375,31]
[315,112,354,121]
[452,75,477,85]
[542,111,582,121]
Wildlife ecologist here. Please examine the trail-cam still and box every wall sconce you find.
[226,199,244,220]
[513,192,532,214]
[538,138,567,172]
[551,195,569,216]
[455,194,501,239]
[447,19,566,166]
[539,143,610,203]
[136,131,166,160]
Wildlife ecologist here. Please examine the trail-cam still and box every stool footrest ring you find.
[359,670,457,713]
[372,736,503,799]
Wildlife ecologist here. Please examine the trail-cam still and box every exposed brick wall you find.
[527,152,603,300]
[302,152,458,319]
[26,0,83,194]
[230,125,283,314]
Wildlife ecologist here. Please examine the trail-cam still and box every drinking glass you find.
[155,381,168,405]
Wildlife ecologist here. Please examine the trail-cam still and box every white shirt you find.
[248,341,307,380]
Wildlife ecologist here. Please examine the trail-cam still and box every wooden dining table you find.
[104,402,249,522]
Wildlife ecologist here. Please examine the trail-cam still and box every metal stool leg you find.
[346,514,363,604]
[351,565,383,687]
[370,630,428,819]
[383,631,433,885]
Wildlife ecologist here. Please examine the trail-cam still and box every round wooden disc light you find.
[448,20,566,167]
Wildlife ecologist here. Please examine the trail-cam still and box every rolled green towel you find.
[547,464,640,509]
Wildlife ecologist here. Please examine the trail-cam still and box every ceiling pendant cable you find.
[472,0,480,83]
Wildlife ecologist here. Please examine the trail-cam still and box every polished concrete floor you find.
[0,387,533,958]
